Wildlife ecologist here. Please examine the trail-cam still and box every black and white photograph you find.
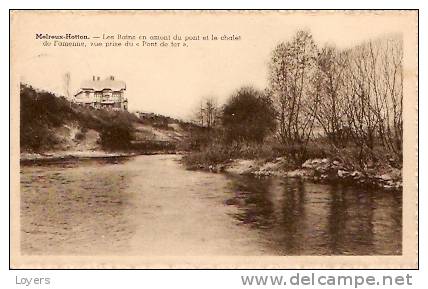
[9,10,418,269]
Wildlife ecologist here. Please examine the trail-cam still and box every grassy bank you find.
[181,129,402,191]
[20,84,189,156]
[21,84,137,152]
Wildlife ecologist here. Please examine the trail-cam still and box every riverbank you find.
[20,150,180,164]
[20,150,135,163]
[184,156,402,192]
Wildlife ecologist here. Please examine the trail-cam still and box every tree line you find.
[190,30,403,168]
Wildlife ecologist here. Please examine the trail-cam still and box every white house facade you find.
[74,75,128,110]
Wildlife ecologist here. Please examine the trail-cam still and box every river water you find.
[20,154,402,256]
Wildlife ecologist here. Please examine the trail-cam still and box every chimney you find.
[110,75,114,80]
[92,75,95,81]
[97,76,100,81]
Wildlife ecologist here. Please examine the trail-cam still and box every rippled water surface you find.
[20,155,402,255]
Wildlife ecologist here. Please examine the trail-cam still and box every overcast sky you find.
[13,11,416,119]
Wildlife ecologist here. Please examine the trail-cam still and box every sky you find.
[12,11,416,120]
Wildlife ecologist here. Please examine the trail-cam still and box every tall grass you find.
[181,126,400,172]
[182,140,287,169]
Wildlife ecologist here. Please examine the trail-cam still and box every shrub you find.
[182,142,236,168]
[74,131,86,141]
[99,115,134,150]
[182,141,286,168]
[222,87,276,143]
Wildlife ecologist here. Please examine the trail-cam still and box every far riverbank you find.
[20,150,179,165]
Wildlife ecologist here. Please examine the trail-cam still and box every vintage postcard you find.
[10,10,418,269]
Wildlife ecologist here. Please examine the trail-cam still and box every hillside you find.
[20,84,194,159]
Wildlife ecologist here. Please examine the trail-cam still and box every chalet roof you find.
[80,77,126,91]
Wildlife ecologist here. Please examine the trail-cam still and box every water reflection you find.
[20,155,402,256]
[226,176,402,255]
[20,159,136,255]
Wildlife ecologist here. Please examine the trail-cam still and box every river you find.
[20,154,402,256]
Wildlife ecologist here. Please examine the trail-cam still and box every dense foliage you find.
[222,87,276,143]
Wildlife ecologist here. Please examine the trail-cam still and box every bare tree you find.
[204,97,218,129]
[268,30,318,152]
[341,35,403,163]
[197,100,205,127]
[374,36,403,161]
[341,43,378,152]
[267,30,403,166]
[193,97,220,128]
[310,46,349,146]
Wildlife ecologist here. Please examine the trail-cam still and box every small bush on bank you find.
[179,127,218,151]
[182,143,235,167]
[74,131,86,141]
[99,123,134,151]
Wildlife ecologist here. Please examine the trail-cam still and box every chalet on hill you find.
[74,75,128,110]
